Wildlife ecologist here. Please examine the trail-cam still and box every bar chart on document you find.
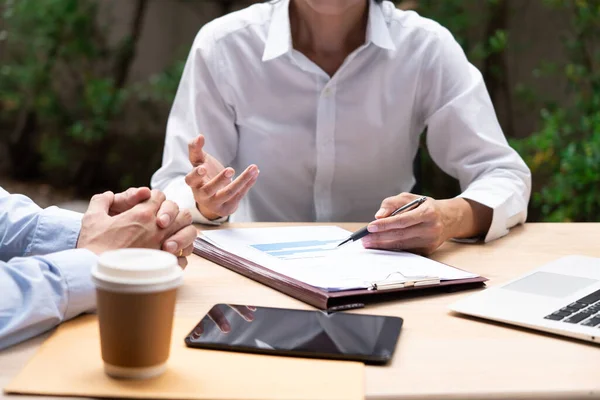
[250,239,341,260]
[200,226,351,263]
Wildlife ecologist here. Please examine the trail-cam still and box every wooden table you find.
[1,223,599,400]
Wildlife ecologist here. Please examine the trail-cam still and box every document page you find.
[200,226,477,291]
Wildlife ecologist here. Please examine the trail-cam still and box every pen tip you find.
[337,238,350,248]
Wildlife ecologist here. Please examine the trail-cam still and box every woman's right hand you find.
[185,135,259,221]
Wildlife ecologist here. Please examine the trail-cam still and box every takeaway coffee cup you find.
[91,249,183,379]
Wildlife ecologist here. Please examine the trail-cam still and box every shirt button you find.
[323,88,332,97]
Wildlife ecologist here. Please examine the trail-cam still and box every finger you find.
[230,305,255,321]
[133,189,166,215]
[185,166,209,190]
[375,197,397,219]
[363,225,427,244]
[368,200,434,233]
[86,191,115,215]
[156,200,179,228]
[362,226,431,251]
[178,257,188,270]
[163,224,196,254]
[110,187,152,216]
[181,243,194,257]
[362,236,416,251]
[198,167,235,198]
[188,135,206,166]
[217,165,258,203]
[364,237,434,256]
[375,193,418,219]
[208,307,231,333]
[220,172,259,215]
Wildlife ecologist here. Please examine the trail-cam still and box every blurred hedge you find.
[0,0,179,192]
[0,0,599,221]
[416,0,600,222]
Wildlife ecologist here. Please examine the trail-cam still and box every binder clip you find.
[368,271,441,291]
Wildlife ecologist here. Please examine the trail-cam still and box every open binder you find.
[193,227,487,311]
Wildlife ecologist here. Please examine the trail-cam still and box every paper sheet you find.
[201,226,477,291]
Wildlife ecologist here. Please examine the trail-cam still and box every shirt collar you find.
[262,0,395,62]
[366,0,396,51]
[262,0,293,62]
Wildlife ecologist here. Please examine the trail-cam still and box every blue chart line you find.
[251,239,340,260]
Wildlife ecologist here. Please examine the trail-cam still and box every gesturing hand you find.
[184,135,259,221]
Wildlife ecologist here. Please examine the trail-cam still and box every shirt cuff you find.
[37,248,98,320]
[458,183,526,243]
[163,178,228,226]
[27,207,83,256]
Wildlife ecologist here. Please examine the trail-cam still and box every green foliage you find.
[0,0,180,191]
[416,0,508,61]
[417,0,600,222]
[511,0,600,221]
[135,60,186,105]
[1,0,122,182]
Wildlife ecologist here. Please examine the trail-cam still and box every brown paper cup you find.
[91,249,183,379]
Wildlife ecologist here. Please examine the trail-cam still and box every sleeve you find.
[0,188,83,261]
[0,249,98,350]
[0,188,97,350]
[418,27,532,242]
[151,28,238,224]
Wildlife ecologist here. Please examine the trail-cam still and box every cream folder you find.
[4,315,364,400]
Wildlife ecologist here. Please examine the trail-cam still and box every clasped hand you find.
[77,187,197,267]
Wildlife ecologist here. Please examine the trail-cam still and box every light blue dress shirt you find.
[0,187,97,350]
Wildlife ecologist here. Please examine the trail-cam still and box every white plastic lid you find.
[92,249,183,293]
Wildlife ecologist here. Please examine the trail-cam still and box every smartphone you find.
[184,304,403,365]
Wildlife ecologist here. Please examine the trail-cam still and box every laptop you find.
[450,255,600,344]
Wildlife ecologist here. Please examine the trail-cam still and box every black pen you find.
[337,196,427,248]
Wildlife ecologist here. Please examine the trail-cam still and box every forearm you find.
[439,198,493,240]
[0,190,83,261]
[0,249,97,350]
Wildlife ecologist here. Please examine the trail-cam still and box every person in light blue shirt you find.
[0,186,197,350]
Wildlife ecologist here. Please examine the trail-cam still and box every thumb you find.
[375,193,416,218]
[188,135,206,166]
[86,191,115,215]
[375,207,390,219]
[110,187,152,215]
[375,197,395,218]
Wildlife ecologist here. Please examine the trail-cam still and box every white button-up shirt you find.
[151,0,531,242]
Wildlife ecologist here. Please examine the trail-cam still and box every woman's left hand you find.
[362,193,452,255]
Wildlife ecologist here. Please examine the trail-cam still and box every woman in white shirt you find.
[151,0,531,254]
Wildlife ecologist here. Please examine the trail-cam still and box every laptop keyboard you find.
[544,288,600,328]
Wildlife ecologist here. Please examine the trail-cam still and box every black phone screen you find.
[184,304,403,364]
